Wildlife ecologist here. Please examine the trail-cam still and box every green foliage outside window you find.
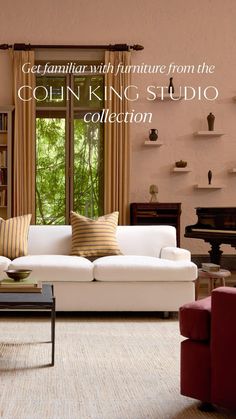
[36,117,103,224]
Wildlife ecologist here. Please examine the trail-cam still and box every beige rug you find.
[0,315,234,419]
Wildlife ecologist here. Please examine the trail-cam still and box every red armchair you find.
[179,287,236,411]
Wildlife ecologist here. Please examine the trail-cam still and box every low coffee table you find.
[0,284,55,366]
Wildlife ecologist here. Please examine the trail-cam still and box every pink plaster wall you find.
[0,0,236,254]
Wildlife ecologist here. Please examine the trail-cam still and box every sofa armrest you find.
[211,287,236,409]
[160,246,191,261]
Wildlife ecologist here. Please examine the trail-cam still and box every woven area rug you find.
[0,315,234,419]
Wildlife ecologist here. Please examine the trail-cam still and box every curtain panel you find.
[12,50,36,222]
[104,51,131,225]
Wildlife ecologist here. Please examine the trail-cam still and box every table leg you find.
[210,277,214,293]
[51,297,56,366]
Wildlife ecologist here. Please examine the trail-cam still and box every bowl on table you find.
[4,269,32,281]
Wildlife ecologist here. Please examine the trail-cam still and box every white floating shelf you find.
[194,184,224,189]
[229,168,236,173]
[157,94,184,101]
[144,140,163,146]
[193,131,224,137]
[173,167,191,172]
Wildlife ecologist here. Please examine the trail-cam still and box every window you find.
[36,65,104,224]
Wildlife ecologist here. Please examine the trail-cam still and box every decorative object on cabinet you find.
[168,77,174,94]
[149,129,158,141]
[208,170,212,185]
[130,202,181,246]
[207,112,215,131]
[149,184,158,202]
[0,106,14,218]
[193,131,224,137]
[175,160,187,168]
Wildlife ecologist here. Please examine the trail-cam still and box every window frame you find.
[35,61,104,224]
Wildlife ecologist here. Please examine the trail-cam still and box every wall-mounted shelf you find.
[194,184,224,189]
[193,131,224,137]
[144,140,163,146]
[229,168,236,173]
[173,167,191,172]
[157,94,184,102]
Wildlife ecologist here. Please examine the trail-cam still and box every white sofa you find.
[0,225,197,311]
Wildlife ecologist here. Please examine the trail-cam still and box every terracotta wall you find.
[1,0,236,254]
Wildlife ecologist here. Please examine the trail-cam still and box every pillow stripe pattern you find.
[0,214,31,260]
[71,211,122,258]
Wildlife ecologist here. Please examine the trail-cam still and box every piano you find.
[185,207,236,264]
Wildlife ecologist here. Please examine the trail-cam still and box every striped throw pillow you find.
[0,214,32,260]
[71,211,122,258]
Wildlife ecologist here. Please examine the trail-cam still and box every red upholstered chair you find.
[179,287,236,411]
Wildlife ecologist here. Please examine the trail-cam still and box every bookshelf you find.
[0,106,14,219]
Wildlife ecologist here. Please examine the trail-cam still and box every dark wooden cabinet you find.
[130,202,181,246]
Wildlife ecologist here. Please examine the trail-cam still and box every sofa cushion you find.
[93,255,197,282]
[0,256,11,275]
[0,214,31,259]
[179,297,212,341]
[9,255,94,282]
[71,211,122,258]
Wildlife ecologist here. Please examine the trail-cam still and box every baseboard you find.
[192,254,236,270]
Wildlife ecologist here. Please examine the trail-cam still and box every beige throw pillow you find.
[0,214,32,260]
[71,211,122,258]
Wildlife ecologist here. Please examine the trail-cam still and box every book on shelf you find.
[0,189,7,206]
[201,263,221,272]
[0,278,42,293]
[0,150,7,167]
[0,167,7,185]
[0,113,7,131]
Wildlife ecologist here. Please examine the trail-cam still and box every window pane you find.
[74,75,104,109]
[36,117,66,224]
[73,117,103,218]
[36,76,66,107]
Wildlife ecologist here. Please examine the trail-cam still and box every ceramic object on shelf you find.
[175,160,187,168]
[149,129,158,141]
[208,170,212,185]
[168,77,174,94]
[207,113,215,131]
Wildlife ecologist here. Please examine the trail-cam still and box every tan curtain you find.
[12,50,36,222]
[104,51,131,225]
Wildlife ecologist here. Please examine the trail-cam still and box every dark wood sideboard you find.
[130,203,181,247]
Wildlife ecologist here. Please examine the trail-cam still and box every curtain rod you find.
[0,43,144,51]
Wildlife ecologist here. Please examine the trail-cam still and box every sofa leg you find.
[163,311,170,319]
[198,402,215,412]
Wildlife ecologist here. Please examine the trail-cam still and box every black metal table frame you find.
[0,284,56,366]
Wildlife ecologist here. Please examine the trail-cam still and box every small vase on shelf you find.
[208,170,212,185]
[168,77,174,94]
[149,129,158,141]
[207,113,215,131]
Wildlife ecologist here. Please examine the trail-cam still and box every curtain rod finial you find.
[131,44,144,51]
[0,44,10,50]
